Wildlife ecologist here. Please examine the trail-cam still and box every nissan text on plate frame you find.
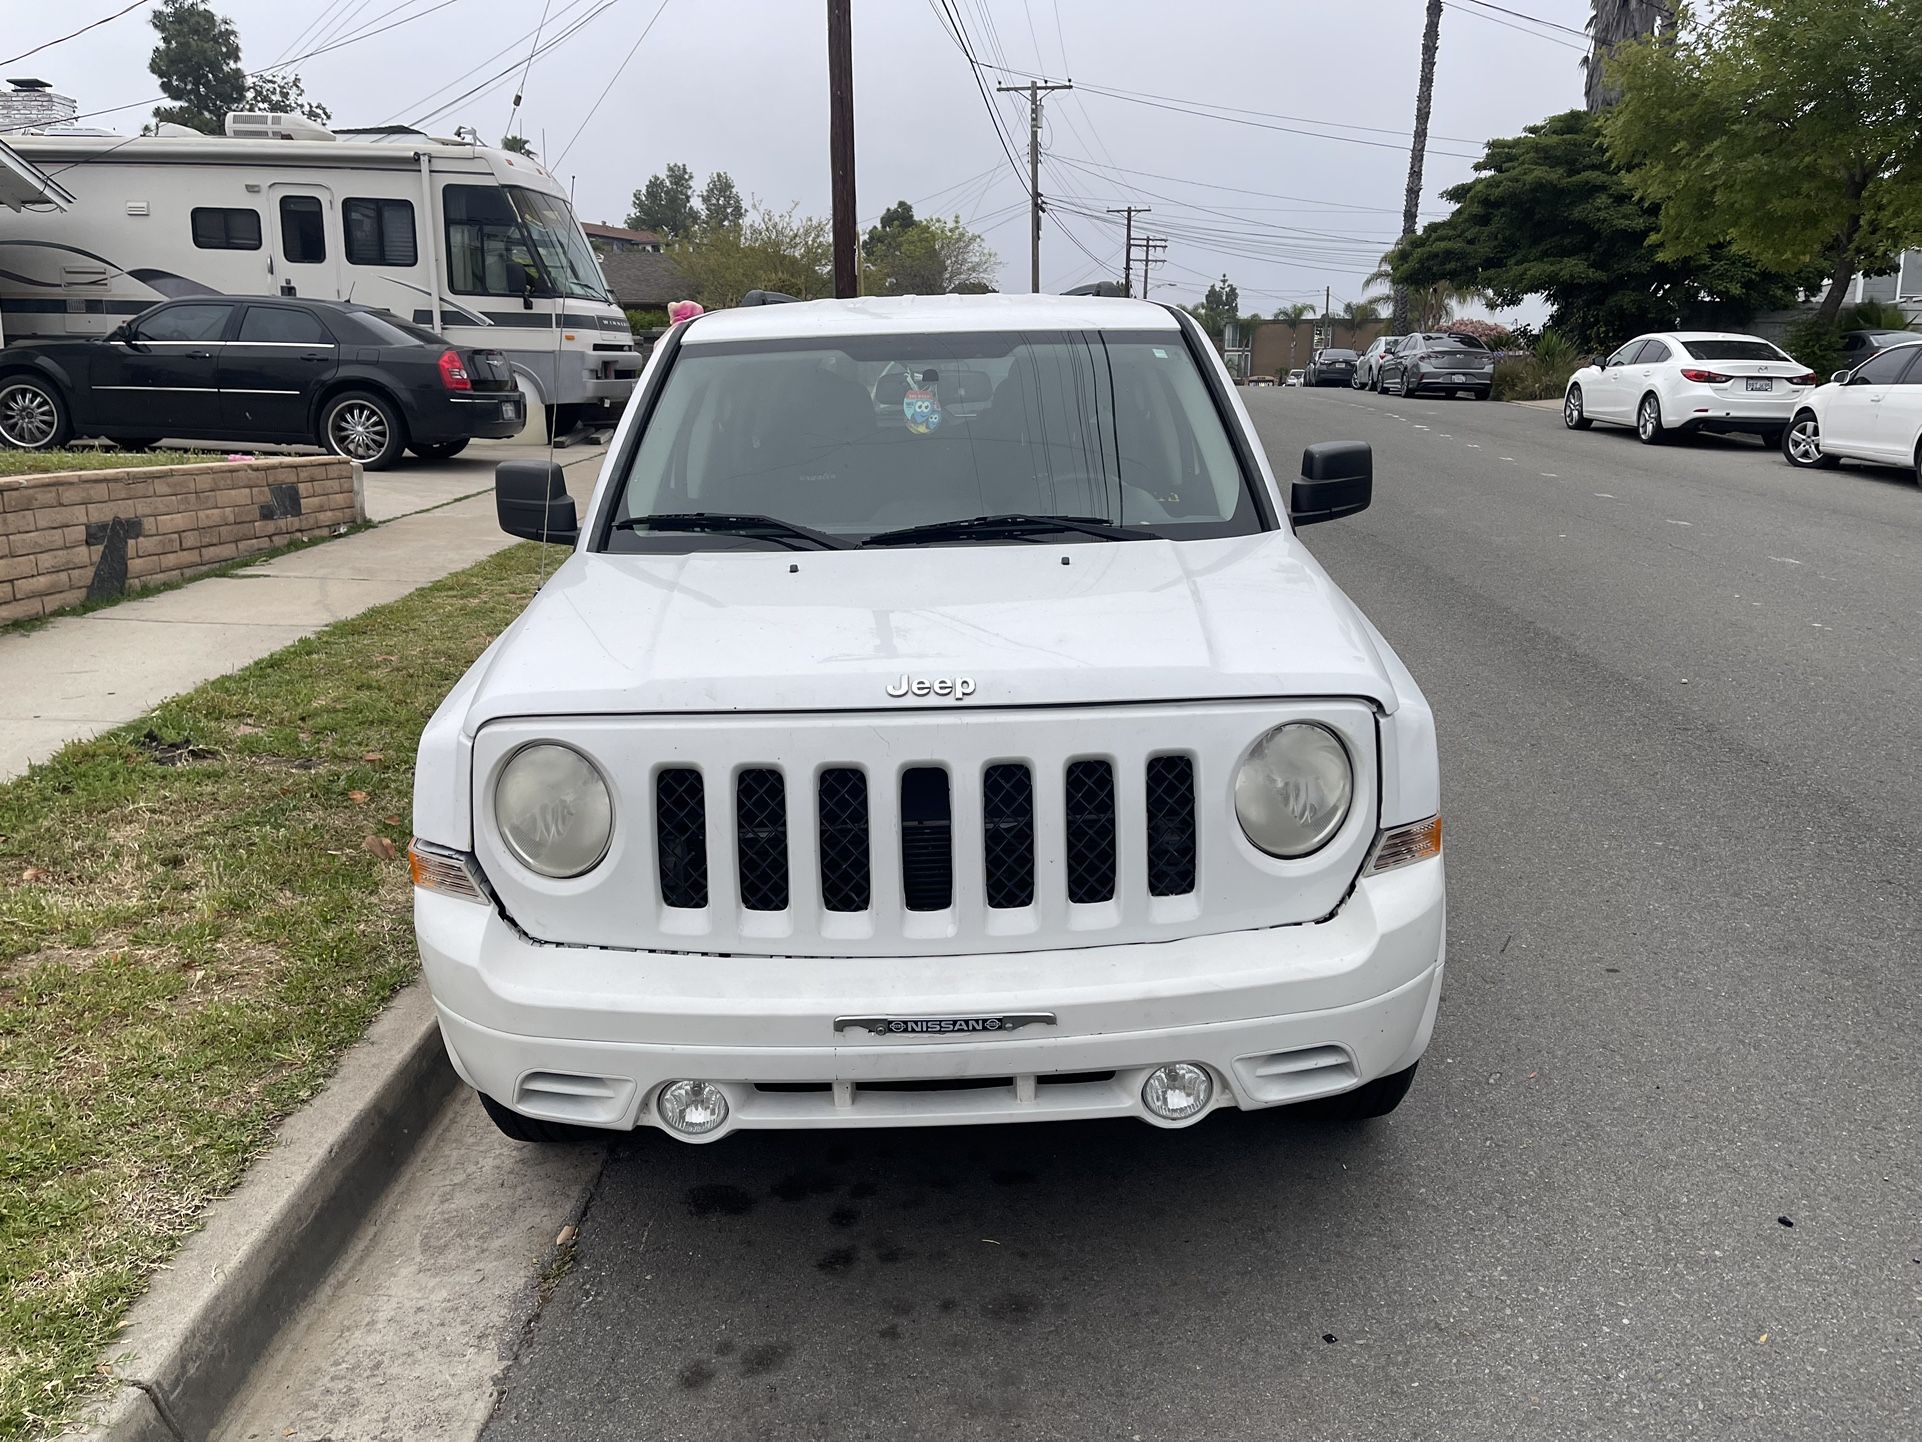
[409,293,1445,1145]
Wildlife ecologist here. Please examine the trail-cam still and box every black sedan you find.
[0,297,523,469]
[1305,348,1358,386]
[1378,332,1495,399]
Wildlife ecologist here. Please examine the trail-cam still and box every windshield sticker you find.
[904,387,942,434]
[1152,347,1168,358]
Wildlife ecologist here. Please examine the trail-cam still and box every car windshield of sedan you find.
[1679,339,1790,362]
[603,329,1265,549]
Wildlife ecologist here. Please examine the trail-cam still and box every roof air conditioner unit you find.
[224,111,336,142]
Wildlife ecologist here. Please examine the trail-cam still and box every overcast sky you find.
[9,0,1597,316]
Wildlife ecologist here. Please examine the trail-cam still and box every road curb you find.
[72,983,456,1442]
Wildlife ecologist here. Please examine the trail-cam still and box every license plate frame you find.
[1745,377,1773,392]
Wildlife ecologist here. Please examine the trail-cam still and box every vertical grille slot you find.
[899,767,953,911]
[981,763,1035,908]
[1145,754,1197,896]
[1064,760,1117,904]
[655,768,707,909]
[817,768,871,912]
[735,768,789,911]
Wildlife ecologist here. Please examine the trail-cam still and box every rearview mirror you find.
[1290,441,1371,526]
[872,373,910,409]
[495,460,577,544]
[941,368,992,404]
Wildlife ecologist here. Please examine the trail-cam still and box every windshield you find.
[1680,338,1790,362]
[510,186,611,303]
[602,329,1265,549]
[444,182,611,303]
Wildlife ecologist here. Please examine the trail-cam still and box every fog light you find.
[657,1079,728,1136]
[1141,1062,1213,1121]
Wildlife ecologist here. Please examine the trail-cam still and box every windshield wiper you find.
[862,513,1145,547]
[613,512,852,550]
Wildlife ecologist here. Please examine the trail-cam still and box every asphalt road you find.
[478,389,1922,1442]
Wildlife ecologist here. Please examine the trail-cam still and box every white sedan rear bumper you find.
[1668,381,1809,430]
[419,859,1446,1141]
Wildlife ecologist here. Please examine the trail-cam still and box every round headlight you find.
[1234,722,1353,858]
[494,742,613,878]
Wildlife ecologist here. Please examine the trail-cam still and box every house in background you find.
[583,222,664,254]
[597,249,687,314]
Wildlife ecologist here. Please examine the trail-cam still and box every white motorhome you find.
[1,111,641,435]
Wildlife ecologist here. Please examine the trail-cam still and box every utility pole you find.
[1393,0,1443,333]
[827,0,858,298]
[997,79,1072,292]
[1132,235,1165,299]
[1107,206,1150,295]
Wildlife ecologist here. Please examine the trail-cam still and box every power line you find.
[381,0,599,124]
[552,0,672,164]
[1,0,152,68]
[1446,0,1590,52]
[1455,0,1591,41]
[410,0,622,127]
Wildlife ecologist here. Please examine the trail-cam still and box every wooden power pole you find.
[997,79,1072,292]
[827,0,857,298]
[1107,206,1150,295]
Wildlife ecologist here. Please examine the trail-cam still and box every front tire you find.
[1782,411,1836,469]
[1635,392,1667,445]
[1563,384,1593,430]
[320,389,407,470]
[408,439,470,461]
[1297,1062,1419,1121]
[0,375,72,451]
[478,1091,600,1144]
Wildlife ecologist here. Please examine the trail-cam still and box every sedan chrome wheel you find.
[327,400,389,461]
[1783,414,1833,469]
[0,380,61,449]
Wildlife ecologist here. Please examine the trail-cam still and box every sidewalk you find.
[0,445,602,781]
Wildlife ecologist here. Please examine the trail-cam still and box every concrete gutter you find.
[67,986,456,1442]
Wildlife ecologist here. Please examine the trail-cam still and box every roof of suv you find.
[680,292,1179,344]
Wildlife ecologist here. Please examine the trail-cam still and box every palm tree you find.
[1584,1,1666,111]
[1272,301,1315,368]
[1393,0,1444,334]
[1339,298,1383,347]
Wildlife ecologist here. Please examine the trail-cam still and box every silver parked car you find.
[1356,335,1404,390]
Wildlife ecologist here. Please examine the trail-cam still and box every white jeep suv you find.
[410,294,1444,1145]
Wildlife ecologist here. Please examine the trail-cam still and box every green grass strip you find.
[0,542,544,1440]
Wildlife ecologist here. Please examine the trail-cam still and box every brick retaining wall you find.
[0,456,363,624]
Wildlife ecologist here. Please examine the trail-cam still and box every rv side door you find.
[269,185,339,301]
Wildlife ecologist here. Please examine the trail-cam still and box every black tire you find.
[106,437,162,452]
[478,1091,601,1144]
[408,439,470,461]
[1782,411,1836,469]
[1396,372,1414,397]
[1563,384,1593,430]
[0,373,73,451]
[320,388,407,470]
[1635,392,1667,445]
[1296,1062,1419,1121]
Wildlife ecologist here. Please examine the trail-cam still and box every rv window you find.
[130,304,233,343]
[191,208,262,251]
[444,184,539,298]
[343,198,418,267]
[238,307,329,345]
[279,196,326,264]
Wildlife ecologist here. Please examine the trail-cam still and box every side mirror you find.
[495,460,577,544]
[511,263,539,310]
[1832,369,1853,385]
[1290,441,1371,526]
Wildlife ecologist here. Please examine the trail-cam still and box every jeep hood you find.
[459,534,1399,728]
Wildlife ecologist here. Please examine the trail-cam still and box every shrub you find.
[1782,315,1845,379]
[624,307,669,333]
[1491,329,1584,401]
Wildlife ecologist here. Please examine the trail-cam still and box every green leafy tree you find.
[864,211,998,295]
[1393,109,1809,351]
[699,172,745,232]
[627,162,701,240]
[500,134,535,156]
[1603,0,1922,328]
[148,0,245,134]
[1189,275,1240,339]
[149,2,327,133]
[675,204,833,307]
[862,200,918,260]
[244,71,328,124]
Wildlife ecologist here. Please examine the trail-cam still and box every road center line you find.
[1665,519,1693,526]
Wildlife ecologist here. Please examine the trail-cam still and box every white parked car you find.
[411,294,1444,1146]
[1354,335,1404,391]
[1782,339,1922,474]
[1286,369,1304,387]
[1562,331,1818,444]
